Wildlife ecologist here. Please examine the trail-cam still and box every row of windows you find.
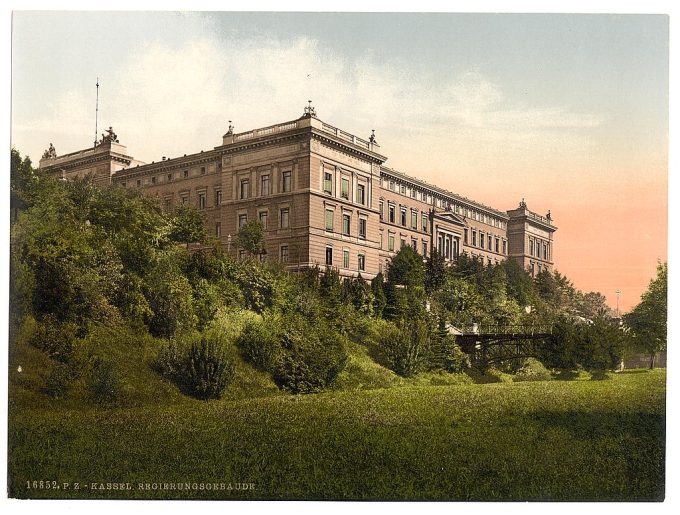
[238,207,290,231]
[323,168,369,206]
[381,176,506,229]
[463,228,507,255]
[123,165,209,188]
[324,208,367,239]
[378,231,429,257]
[239,170,292,200]
[529,238,550,261]
[379,200,429,233]
[325,246,366,272]
[163,188,222,212]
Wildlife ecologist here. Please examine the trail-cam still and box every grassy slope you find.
[8,367,665,501]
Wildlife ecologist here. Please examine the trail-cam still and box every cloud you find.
[14,35,604,166]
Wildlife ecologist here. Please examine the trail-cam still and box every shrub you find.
[44,362,77,399]
[236,317,282,372]
[29,315,80,363]
[155,336,235,400]
[88,357,123,404]
[513,358,552,382]
[236,313,348,394]
[380,318,431,377]
[430,334,471,373]
[183,338,236,399]
[273,318,348,394]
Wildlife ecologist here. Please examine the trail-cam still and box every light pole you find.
[615,289,621,318]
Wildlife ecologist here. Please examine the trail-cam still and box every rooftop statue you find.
[99,126,119,144]
[42,143,57,159]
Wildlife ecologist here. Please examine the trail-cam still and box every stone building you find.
[39,105,556,279]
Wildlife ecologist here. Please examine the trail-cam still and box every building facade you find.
[39,107,556,279]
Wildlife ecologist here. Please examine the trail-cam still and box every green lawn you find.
[7,368,665,501]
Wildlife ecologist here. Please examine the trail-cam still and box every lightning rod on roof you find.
[94,77,99,148]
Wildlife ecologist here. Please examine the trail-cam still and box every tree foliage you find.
[624,262,667,368]
[234,220,265,256]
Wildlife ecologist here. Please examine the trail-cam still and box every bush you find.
[236,317,282,372]
[513,358,552,382]
[88,357,123,403]
[155,335,235,400]
[29,316,80,363]
[273,318,348,394]
[236,314,348,394]
[44,362,77,399]
[380,318,431,377]
[430,334,471,373]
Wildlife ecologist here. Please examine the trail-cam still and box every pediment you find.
[433,211,467,227]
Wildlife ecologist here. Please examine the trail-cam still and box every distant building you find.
[39,106,556,278]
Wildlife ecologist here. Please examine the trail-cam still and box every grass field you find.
[8,367,666,501]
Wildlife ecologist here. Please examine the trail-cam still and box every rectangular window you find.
[464,229,469,245]
[411,238,417,250]
[240,179,249,200]
[411,188,417,199]
[343,249,350,269]
[181,195,188,205]
[325,209,334,231]
[502,240,507,254]
[544,243,548,260]
[389,204,395,223]
[389,180,395,191]
[359,218,367,239]
[167,173,173,182]
[282,170,292,192]
[342,213,350,235]
[400,207,407,226]
[280,208,289,228]
[261,175,270,196]
[422,241,428,256]
[401,238,406,248]
[136,179,142,187]
[238,214,247,229]
[198,192,206,210]
[215,190,222,206]
[341,178,350,200]
[151,176,157,184]
[324,171,333,194]
[400,185,406,195]
[379,199,384,220]
[325,246,333,266]
[422,213,428,232]
[164,198,171,212]
[488,235,492,250]
[388,234,395,252]
[215,222,221,237]
[259,211,268,230]
[480,232,485,249]
[529,239,534,256]
[380,233,384,249]
[357,183,366,205]
[183,170,188,178]
[472,230,477,246]
[280,245,289,263]
[200,166,206,175]
[411,210,417,230]
[358,254,365,272]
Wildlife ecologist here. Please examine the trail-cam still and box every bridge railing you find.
[461,324,553,336]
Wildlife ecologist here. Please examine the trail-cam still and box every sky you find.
[10,11,669,312]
